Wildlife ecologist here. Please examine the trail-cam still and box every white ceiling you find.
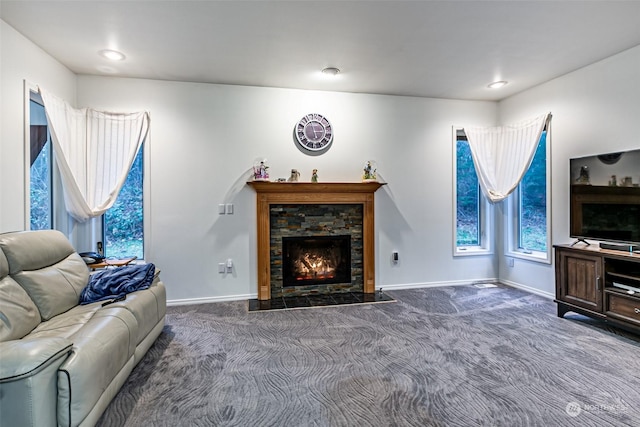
[2,0,640,101]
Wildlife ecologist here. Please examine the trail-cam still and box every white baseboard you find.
[167,278,553,306]
[498,279,555,299]
[168,293,257,306]
[377,278,499,292]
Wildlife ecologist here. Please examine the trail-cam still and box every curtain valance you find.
[39,88,150,222]
[464,113,551,203]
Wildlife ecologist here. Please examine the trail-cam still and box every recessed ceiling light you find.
[321,67,341,76]
[488,80,508,89]
[99,49,126,61]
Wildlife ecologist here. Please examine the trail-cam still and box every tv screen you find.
[570,149,640,246]
[581,203,640,241]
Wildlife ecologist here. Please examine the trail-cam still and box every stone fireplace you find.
[271,204,361,298]
[248,182,384,300]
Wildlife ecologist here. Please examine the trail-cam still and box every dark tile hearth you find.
[248,291,394,311]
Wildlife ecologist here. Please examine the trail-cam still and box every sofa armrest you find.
[0,337,72,379]
[0,337,72,427]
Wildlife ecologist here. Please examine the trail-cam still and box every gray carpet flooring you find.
[97,285,640,426]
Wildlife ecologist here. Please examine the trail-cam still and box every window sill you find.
[506,249,551,264]
[454,247,493,257]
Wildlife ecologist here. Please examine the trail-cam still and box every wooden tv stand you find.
[555,244,640,333]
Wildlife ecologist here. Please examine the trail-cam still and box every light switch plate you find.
[218,204,226,215]
[226,204,234,214]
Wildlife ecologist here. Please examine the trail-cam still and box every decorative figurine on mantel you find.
[311,169,319,183]
[252,159,269,181]
[288,169,300,182]
[362,160,378,182]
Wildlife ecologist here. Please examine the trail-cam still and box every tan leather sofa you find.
[0,230,166,427]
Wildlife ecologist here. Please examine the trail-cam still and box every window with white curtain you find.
[505,130,551,263]
[26,87,146,259]
[453,127,492,256]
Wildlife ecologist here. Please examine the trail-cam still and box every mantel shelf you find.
[247,181,385,194]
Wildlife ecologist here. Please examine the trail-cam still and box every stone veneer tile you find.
[270,204,364,298]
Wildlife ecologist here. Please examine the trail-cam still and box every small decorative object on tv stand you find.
[575,165,590,185]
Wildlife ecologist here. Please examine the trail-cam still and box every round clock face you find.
[295,113,333,151]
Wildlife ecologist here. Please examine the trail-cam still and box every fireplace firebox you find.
[282,235,351,287]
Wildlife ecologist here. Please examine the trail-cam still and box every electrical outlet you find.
[507,257,514,267]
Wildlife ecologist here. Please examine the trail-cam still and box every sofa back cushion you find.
[0,230,89,321]
[0,248,41,341]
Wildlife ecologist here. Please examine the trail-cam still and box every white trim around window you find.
[504,129,552,264]
[452,126,493,257]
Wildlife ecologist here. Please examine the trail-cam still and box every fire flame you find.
[293,252,337,280]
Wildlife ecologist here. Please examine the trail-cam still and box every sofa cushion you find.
[111,279,166,345]
[27,303,104,340]
[0,230,89,321]
[0,249,40,341]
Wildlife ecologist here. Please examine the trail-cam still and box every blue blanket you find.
[79,263,156,305]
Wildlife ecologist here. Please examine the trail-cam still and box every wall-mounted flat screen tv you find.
[569,148,640,250]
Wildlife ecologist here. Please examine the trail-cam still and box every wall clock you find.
[294,113,333,152]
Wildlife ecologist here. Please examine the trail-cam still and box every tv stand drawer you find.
[606,293,640,326]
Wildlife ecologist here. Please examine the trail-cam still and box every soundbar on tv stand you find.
[599,242,640,253]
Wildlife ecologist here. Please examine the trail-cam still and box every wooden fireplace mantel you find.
[248,181,385,300]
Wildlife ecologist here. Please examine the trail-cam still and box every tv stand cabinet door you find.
[556,248,603,314]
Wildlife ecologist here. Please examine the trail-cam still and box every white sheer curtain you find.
[464,113,550,203]
[39,88,150,222]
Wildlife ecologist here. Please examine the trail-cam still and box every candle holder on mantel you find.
[252,159,270,181]
[362,160,378,182]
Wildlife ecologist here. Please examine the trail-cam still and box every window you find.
[103,145,144,259]
[29,97,52,230]
[506,130,551,263]
[26,87,145,258]
[453,128,492,255]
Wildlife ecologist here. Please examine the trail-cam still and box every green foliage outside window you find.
[456,139,481,246]
[104,147,144,258]
[519,132,547,252]
[30,141,51,230]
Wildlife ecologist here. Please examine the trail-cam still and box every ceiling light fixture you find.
[321,67,341,76]
[488,80,508,89]
[99,49,126,61]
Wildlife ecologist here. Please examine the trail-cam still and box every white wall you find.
[497,45,640,296]
[5,16,639,303]
[0,20,76,232]
[76,76,497,302]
